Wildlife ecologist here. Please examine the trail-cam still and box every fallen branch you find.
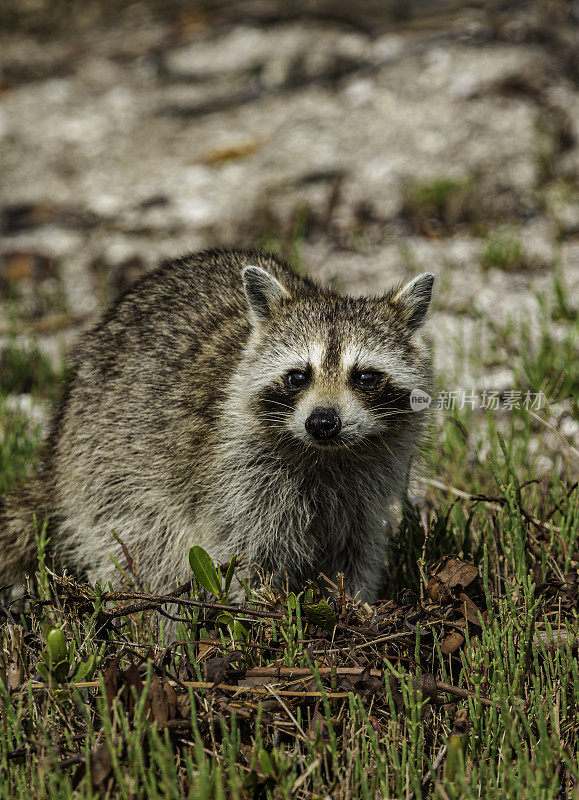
[28,672,497,707]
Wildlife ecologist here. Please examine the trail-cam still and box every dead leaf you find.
[434,557,479,593]
[103,658,122,709]
[308,706,332,742]
[426,575,452,604]
[204,650,246,685]
[441,630,465,655]
[201,140,260,166]
[90,742,112,787]
[415,673,439,703]
[459,593,487,628]
[198,637,220,661]
[123,661,144,691]
[149,673,169,724]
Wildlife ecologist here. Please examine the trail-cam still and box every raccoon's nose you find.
[305,408,342,440]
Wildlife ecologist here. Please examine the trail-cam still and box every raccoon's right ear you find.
[242,266,291,323]
[390,272,435,330]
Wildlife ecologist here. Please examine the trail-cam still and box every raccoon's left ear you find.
[243,266,291,323]
[390,272,435,330]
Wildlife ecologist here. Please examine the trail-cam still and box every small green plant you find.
[258,747,297,792]
[301,599,337,633]
[481,230,524,270]
[0,337,65,495]
[0,335,60,397]
[402,175,475,234]
[188,546,249,639]
[188,546,237,600]
[36,625,95,685]
[520,288,578,413]
[0,398,40,493]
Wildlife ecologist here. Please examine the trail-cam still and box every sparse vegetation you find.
[0,337,58,493]
[0,334,61,397]
[0,397,40,494]
[481,276,579,416]
[0,282,577,799]
[481,230,525,271]
[401,176,476,236]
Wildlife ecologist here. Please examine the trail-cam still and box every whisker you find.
[261,399,295,411]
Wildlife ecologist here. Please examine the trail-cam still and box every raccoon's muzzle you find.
[305,408,342,440]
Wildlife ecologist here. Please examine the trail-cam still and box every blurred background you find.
[0,0,577,487]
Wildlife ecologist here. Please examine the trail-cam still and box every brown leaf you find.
[426,575,452,604]
[147,672,180,724]
[164,679,179,720]
[149,673,169,724]
[351,664,384,695]
[441,630,465,655]
[204,650,246,685]
[416,673,439,703]
[308,707,331,742]
[198,637,220,661]
[338,676,358,693]
[459,593,487,628]
[90,742,112,787]
[178,693,191,718]
[123,662,144,692]
[433,557,479,593]
[122,662,145,714]
[103,658,122,710]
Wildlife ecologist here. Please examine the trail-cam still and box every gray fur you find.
[0,249,434,609]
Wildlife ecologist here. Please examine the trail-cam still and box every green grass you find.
[401,176,476,235]
[0,337,59,397]
[0,335,64,493]
[481,230,525,271]
[0,283,577,799]
[0,398,41,494]
[481,278,579,417]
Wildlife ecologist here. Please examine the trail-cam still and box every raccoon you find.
[0,249,434,605]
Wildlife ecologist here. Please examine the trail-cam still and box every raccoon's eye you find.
[286,370,310,390]
[352,370,381,389]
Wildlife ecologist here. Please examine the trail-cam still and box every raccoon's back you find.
[55,250,289,486]
[74,250,306,401]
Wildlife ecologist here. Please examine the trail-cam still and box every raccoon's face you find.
[242,265,434,453]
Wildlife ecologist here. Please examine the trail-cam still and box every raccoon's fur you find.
[0,249,434,605]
